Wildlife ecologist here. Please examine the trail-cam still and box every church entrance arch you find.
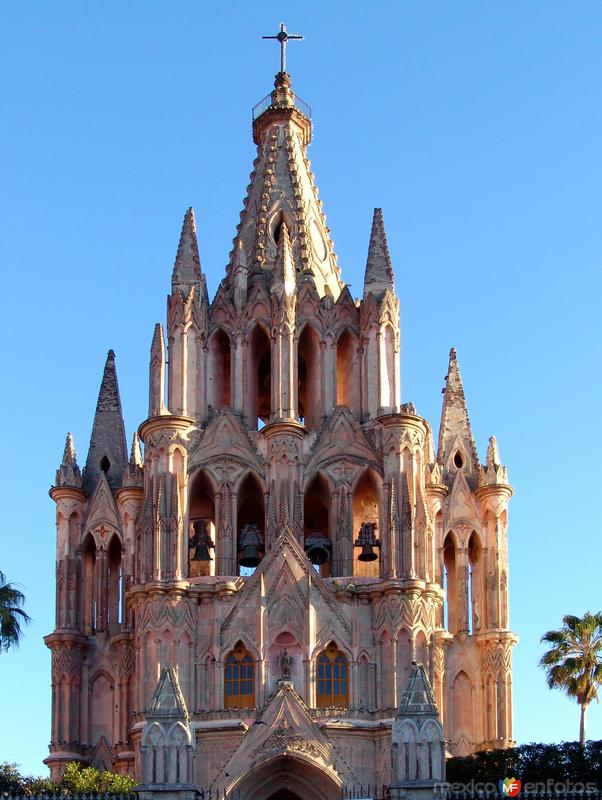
[231,754,341,800]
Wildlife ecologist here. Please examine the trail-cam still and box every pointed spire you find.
[55,432,83,488]
[397,662,439,718]
[123,432,144,488]
[363,208,394,298]
[83,350,128,493]
[437,348,479,486]
[486,435,500,468]
[146,666,189,720]
[230,82,343,301]
[149,322,166,416]
[172,207,204,291]
[484,434,509,486]
[130,432,143,468]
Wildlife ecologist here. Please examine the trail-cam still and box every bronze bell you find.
[354,522,380,562]
[304,532,332,566]
[189,519,214,562]
[239,523,264,568]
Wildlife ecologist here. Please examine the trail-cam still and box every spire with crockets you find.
[83,349,128,493]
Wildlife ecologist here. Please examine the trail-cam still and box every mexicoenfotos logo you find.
[499,777,522,797]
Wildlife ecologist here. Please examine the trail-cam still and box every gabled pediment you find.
[209,283,235,327]
[84,473,121,540]
[297,282,323,321]
[246,283,272,322]
[447,469,481,527]
[331,285,360,332]
[187,410,264,476]
[213,683,359,793]
[306,407,381,478]
[221,528,350,642]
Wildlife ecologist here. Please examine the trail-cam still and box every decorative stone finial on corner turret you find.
[55,432,83,488]
[123,432,144,488]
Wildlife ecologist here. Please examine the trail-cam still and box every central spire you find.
[226,34,343,302]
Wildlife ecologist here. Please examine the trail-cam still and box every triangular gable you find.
[146,666,188,720]
[448,469,481,527]
[221,528,350,642]
[305,407,381,477]
[187,410,264,475]
[214,683,359,793]
[84,473,121,541]
[397,663,439,718]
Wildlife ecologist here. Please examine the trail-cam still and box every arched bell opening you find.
[297,324,321,428]
[188,470,216,578]
[237,473,265,576]
[443,532,458,634]
[303,473,331,577]
[107,534,122,628]
[208,328,231,409]
[82,533,96,635]
[352,469,381,578]
[336,328,360,416]
[468,531,483,634]
[249,324,271,430]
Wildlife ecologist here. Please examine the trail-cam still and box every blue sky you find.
[1,1,601,775]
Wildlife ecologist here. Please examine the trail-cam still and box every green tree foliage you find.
[58,763,135,794]
[0,761,135,796]
[540,612,602,746]
[0,572,31,652]
[446,741,602,784]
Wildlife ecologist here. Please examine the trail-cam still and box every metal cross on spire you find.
[262,22,303,74]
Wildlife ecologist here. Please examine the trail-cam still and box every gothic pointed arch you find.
[335,326,360,415]
[188,468,216,578]
[81,532,97,635]
[248,322,272,429]
[207,327,231,409]
[315,641,349,708]
[236,471,266,575]
[224,640,255,709]
[297,322,322,428]
[351,467,381,578]
[303,471,331,577]
[443,530,458,633]
[107,532,122,626]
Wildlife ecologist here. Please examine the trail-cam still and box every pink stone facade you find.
[45,69,516,794]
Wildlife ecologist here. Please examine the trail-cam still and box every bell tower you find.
[46,30,516,789]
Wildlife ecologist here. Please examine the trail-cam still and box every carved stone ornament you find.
[261,718,321,759]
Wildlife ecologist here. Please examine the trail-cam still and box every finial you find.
[262,22,303,74]
[130,432,143,467]
[63,432,76,465]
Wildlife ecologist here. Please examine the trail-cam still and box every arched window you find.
[297,324,321,428]
[82,534,96,635]
[107,535,122,626]
[468,532,482,634]
[208,328,231,408]
[336,328,360,415]
[443,533,458,634]
[303,473,331,577]
[316,643,348,708]
[224,642,255,708]
[249,324,271,429]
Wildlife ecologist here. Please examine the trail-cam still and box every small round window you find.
[453,451,463,469]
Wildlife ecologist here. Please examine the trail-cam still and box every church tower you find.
[46,30,516,794]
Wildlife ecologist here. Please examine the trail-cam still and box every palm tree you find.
[0,571,32,652]
[540,612,602,746]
